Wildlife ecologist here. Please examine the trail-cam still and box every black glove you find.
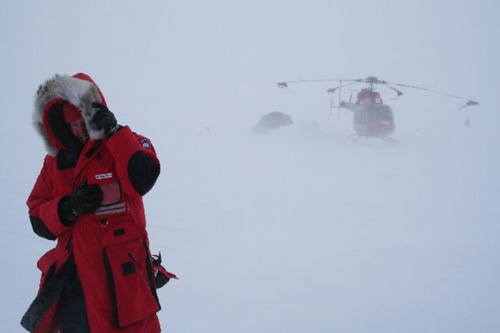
[58,182,103,225]
[91,103,121,138]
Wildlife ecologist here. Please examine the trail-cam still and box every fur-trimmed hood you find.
[33,73,107,156]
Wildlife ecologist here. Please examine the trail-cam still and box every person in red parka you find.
[21,73,175,333]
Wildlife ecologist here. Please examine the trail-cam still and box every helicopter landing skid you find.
[347,134,398,144]
[380,135,398,144]
[347,134,363,142]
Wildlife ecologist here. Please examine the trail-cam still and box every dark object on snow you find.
[253,111,293,135]
[152,252,178,289]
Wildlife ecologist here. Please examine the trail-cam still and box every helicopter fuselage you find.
[341,89,395,138]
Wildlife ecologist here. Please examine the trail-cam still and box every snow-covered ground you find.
[1,1,499,332]
[3,114,499,332]
[159,116,500,332]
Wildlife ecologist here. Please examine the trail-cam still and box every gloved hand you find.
[58,182,103,225]
[91,102,121,138]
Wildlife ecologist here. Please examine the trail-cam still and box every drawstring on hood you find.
[33,73,108,156]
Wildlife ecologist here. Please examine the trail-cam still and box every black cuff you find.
[58,196,78,226]
[106,125,123,138]
[29,216,56,240]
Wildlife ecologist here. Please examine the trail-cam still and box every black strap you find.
[85,140,103,158]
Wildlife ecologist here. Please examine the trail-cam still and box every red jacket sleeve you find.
[105,126,161,198]
[27,156,71,240]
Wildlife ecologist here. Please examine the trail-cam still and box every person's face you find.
[70,119,89,143]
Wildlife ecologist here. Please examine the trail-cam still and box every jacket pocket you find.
[103,236,160,328]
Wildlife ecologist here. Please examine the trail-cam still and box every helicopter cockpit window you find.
[377,106,393,121]
[362,105,394,122]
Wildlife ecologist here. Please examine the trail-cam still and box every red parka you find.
[24,73,163,333]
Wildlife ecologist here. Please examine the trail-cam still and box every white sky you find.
[1,0,498,125]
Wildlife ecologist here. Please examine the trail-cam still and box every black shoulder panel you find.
[29,216,56,241]
[127,151,160,196]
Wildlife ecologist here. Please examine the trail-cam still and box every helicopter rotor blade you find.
[459,100,480,109]
[389,82,478,104]
[383,81,480,108]
[326,81,362,94]
[278,76,479,112]
[277,78,361,89]
[382,84,404,99]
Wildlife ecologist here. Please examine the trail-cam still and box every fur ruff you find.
[33,74,105,155]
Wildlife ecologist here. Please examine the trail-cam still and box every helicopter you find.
[277,76,479,141]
